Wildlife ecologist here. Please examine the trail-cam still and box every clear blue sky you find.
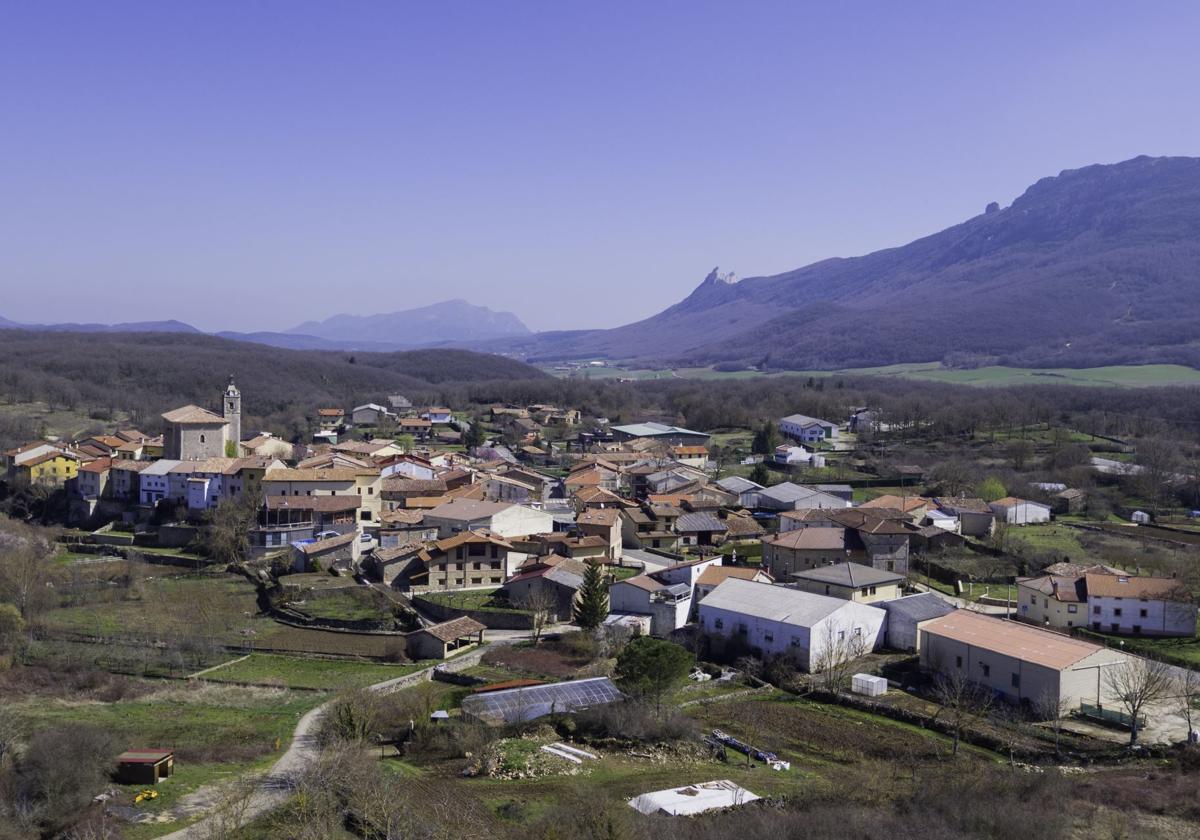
[3,2,1199,332]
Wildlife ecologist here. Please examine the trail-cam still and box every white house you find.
[699,578,886,671]
[778,414,839,443]
[774,445,826,467]
[989,497,1051,525]
[423,499,554,539]
[609,574,694,637]
[1084,572,1197,637]
[139,459,182,506]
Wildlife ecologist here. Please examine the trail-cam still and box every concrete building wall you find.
[1088,596,1197,637]
[1016,582,1082,631]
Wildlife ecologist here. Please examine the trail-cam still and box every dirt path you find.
[155,643,501,837]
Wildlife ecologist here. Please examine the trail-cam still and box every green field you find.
[544,361,1200,388]
[9,681,323,839]
[198,653,427,690]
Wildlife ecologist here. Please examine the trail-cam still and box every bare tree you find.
[811,622,868,694]
[1034,689,1071,757]
[931,667,994,757]
[517,586,558,645]
[1103,656,1174,745]
[1176,666,1200,745]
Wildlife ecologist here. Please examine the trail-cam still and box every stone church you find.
[161,377,242,460]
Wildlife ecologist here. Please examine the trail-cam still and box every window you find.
[869,586,877,595]
[1133,625,1142,634]
[736,623,748,635]
[714,618,724,630]
[853,627,863,636]
[1114,608,1122,617]
[1110,623,1119,632]
[764,633,774,643]
[1093,605,1101,615]
[1068,604,1077,613]
[838,630,846,641]
[1139,608,1148,618]
[980,663,990,677]
[200,434,206,443]
[791,636,802,647]
[468,543,485,557]
[955,656,963,668]
[1030,594,1037,605]
[1011,673,1020,688]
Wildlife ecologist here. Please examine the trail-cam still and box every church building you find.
[162,377,242,461]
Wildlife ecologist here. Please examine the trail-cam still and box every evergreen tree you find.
[573,560,610,629]
[750,462,773,487]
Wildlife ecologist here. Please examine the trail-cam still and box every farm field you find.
[0,669,323,839]
[197,653,429,690]
[544,362,1200,387]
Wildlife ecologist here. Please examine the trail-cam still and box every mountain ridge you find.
[487,155,1200,370]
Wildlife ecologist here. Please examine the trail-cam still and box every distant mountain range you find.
[0,300,530,353]
[7,156,1200,370]
[482,155,1200,370]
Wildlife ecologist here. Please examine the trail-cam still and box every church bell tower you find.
[223,375,242,450]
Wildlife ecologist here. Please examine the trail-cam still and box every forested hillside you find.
[0,330,546,441]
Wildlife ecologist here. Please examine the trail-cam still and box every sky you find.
[3,2,1200,333]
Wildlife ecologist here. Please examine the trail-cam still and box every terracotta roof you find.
[317,408,344,416]
[382,478,447,495]
[1084,572,1189,601]
[614,573,665,592]
[936,497,992,514]
[295,532,357,554]
[79,457,114,473]
[765,528,848,551]
[380,509,426,525]
[264,495,362,512]
[420,616,486,642]
[696,566,772,587]
[266,468,378,482]
[860,495,929,513]
[992,497,1048,509]
[577,508,620,527]
[920,611,1106,670]
[162,405,227,425]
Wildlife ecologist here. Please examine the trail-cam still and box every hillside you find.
[496,155,1200,370]
[288,299,530,348]
[0,330,546,438]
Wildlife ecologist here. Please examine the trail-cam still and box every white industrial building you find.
[699,578,886,671]
[919,610,1129,712]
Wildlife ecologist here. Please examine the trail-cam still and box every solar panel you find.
[461,677,624,724]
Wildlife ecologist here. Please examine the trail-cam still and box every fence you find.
[1078,702,1144,731]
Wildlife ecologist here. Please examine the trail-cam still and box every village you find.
[2,376,1200,838]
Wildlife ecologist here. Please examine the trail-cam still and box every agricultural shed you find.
[115,750,175,785]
